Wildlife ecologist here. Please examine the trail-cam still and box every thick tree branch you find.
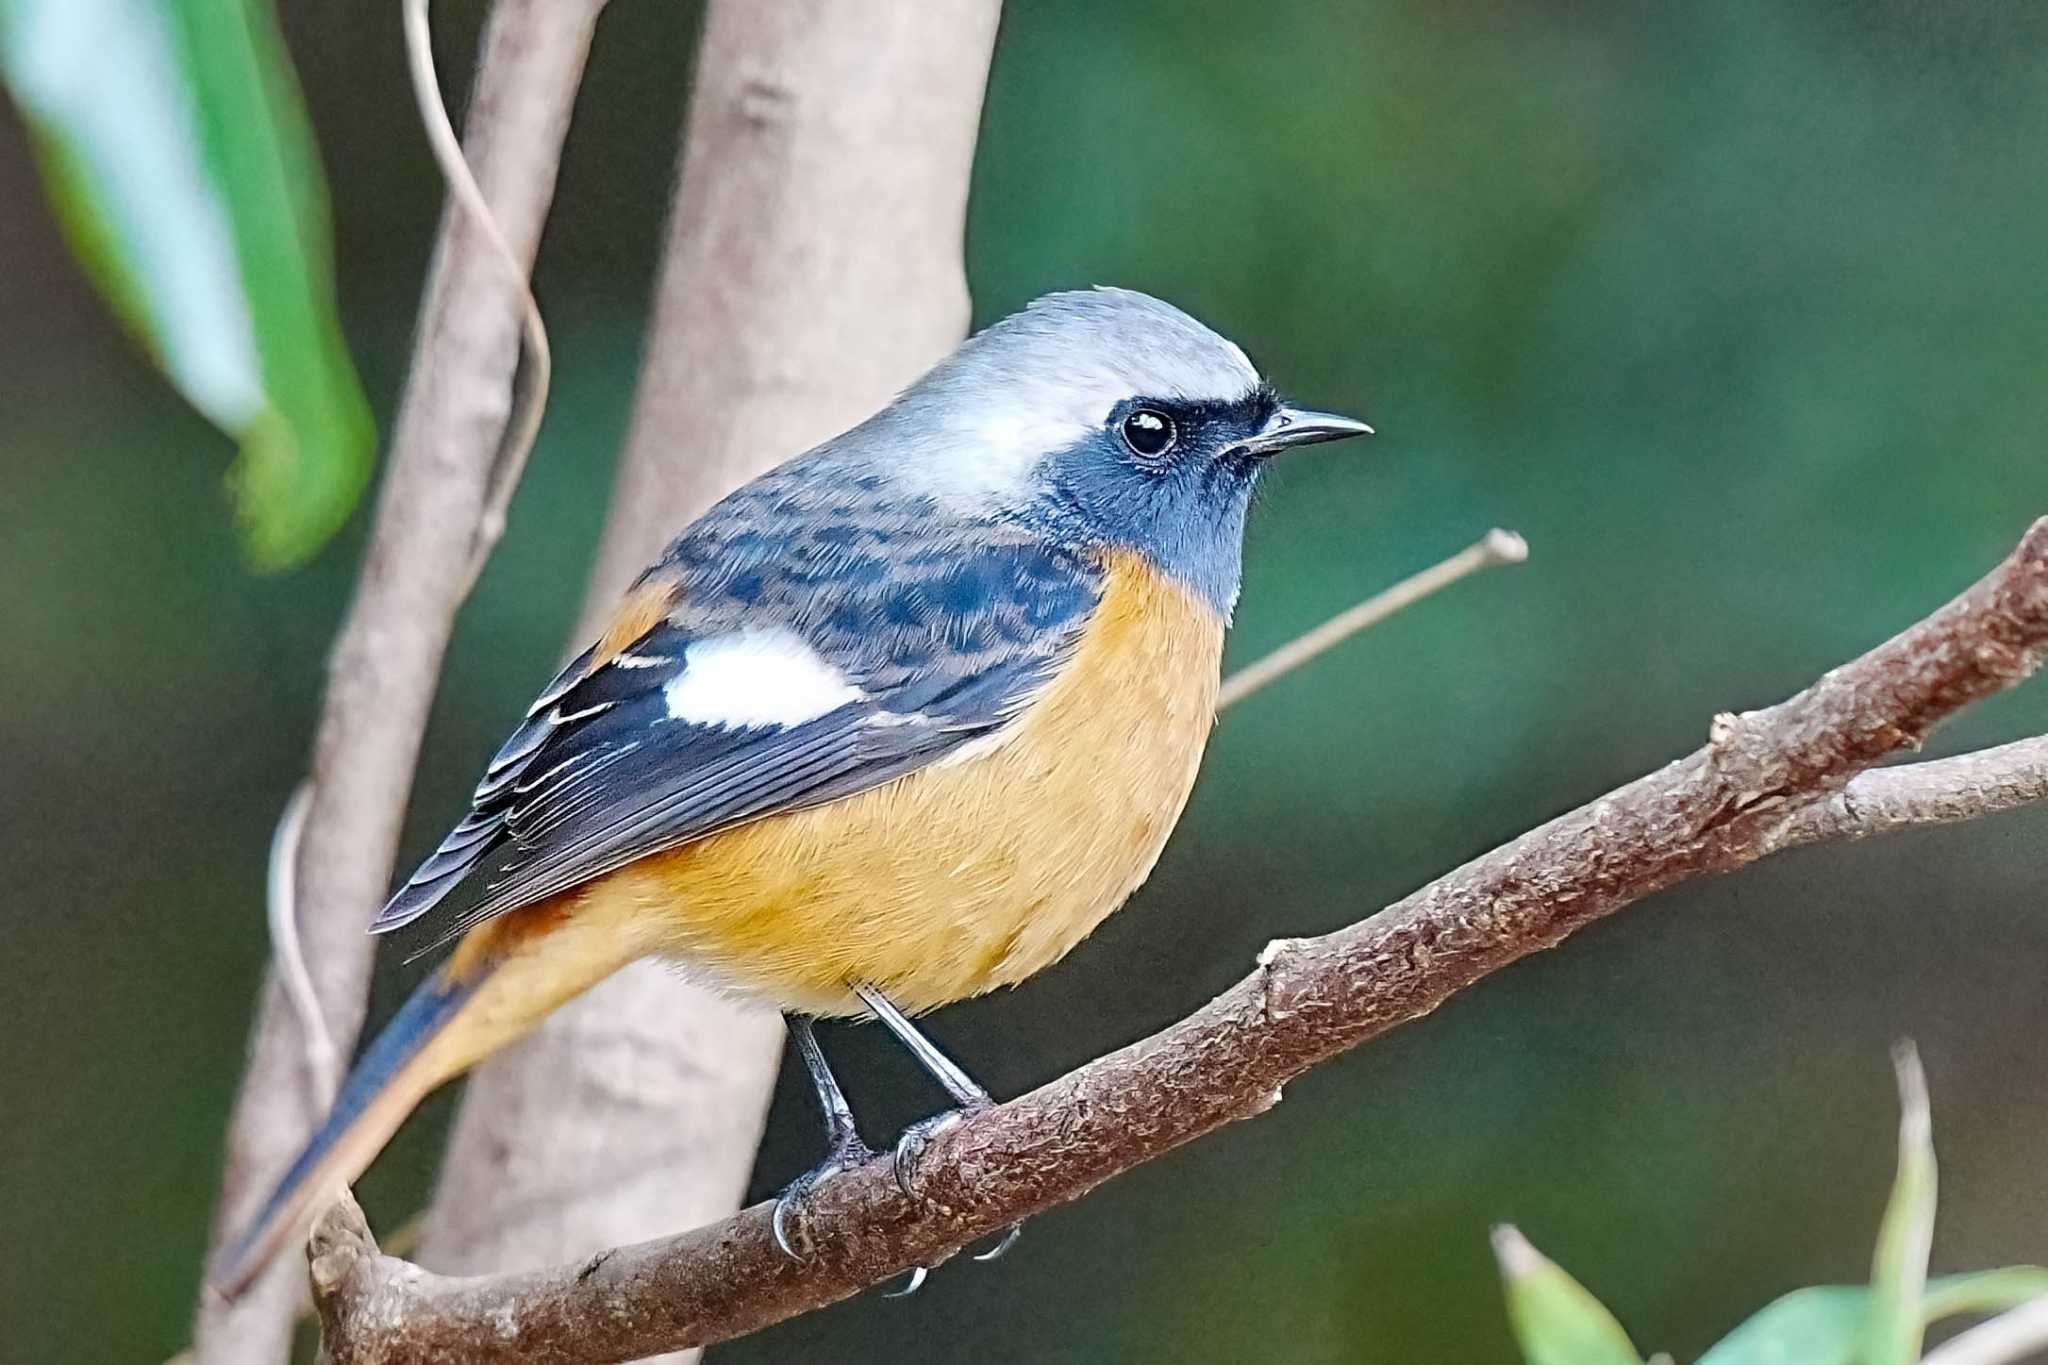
[308,519,2048,1365]
[414,9,1000,1365]
[194,4,604,1360]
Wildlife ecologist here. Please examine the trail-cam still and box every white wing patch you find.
[663,627,864,729]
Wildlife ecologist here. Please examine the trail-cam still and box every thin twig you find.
[1218,528,1529,709]
[1921,1295,2048,1365]
[402,0,553,590]
[1776,735,2048,849]
[262,782,334,1099]
[308,520,2048,1364]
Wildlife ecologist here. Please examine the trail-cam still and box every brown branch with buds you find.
[304,520,2048,1365]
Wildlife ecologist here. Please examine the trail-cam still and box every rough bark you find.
[310,520,2048,1364]
[1778,733,2048,848]
[192,5,607,1360]
[415,9,1001,1365]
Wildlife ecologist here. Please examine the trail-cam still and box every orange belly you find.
[567,550,1225,1016]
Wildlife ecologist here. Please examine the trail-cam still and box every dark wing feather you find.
[468,705,877,923]
[369,642,602,932]
[401,635,1061,951]
[371,465,1106,944]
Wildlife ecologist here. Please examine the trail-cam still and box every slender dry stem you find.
[1218,528,1529,708]
[401,0,554,588]
[260,783,331,1098]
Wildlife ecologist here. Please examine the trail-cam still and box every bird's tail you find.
[205,902,638,1299]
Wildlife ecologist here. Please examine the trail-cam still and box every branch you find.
[400,0,557,591]
[1218,528,1528,708]
[194,3,603,1360]
[411,1,1003,1345]
[1776,734,2048,849]
[309,518,2048,1365]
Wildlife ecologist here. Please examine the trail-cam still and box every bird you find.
[207,286,1370,1297]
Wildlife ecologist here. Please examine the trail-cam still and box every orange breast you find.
[576,550,1225,1016]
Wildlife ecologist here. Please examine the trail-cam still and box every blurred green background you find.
[5,1,2048,1360]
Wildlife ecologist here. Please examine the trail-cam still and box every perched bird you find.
[208,286,1369,1296]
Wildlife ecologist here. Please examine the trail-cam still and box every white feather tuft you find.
[663,628,863,729]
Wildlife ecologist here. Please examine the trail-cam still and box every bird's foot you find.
[889,1102,1024,1265]
[772,1132,878,1259]
[890,1106,973,1198]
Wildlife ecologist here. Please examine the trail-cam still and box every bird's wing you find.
[371,521,1103,945]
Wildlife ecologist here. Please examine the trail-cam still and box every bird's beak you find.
[1244,405,1374,457]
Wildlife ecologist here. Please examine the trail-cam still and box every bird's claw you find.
[769,1192,808,1261]
[974,1222,1024,1262]
[891,1108,971,1199]
[888,1106,1027,1267]
[883,1264,930,1298]
[771,1137,877,1260]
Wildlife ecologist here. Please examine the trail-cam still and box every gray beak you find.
[1245,405,1374,457]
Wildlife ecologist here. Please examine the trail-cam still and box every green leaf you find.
[0,0,371,568]
[1493,1225,1646,1365]
[1698,1286,1868,1365]
[1699,1270,2048,1365]
[1865,1041,1938,1365]
[1698,1047,2041,1365]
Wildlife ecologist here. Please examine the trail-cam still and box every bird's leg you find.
[854,985,1024,1264]
[771,1015,878,1259]
[855,984,992,1111]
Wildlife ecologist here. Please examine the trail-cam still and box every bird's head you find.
[879,287,1370,617]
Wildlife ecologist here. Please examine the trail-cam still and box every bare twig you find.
[308,521,2048,1365]
[1218,528,1529,709]
[261,783,333,1099]
[194,3,606,1360]
[401,0,553,588]
[1776,735,2048,849]
[412,12,1002,1355]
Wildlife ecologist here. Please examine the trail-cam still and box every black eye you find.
[1120,408,1177,459]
